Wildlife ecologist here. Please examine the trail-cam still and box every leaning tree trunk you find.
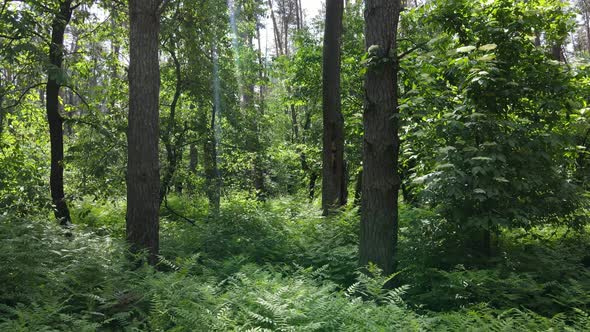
[46,0,74,226]
[359,0,401,277]
[127,0,161,265]
[321,0,346,215]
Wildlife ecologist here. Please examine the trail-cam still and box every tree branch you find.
[0,82,45,111]
[163,196,196,226]
[398,42,429,60]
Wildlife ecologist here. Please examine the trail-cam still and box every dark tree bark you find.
[359,0,401,277]
[551,44,564,61]
[321,0,346,215]
[127,0,161,265]
[353,169,362,208]
[46,0,74,226]
[187,143,198,194]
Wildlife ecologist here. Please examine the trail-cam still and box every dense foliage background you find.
[1,0,590,330]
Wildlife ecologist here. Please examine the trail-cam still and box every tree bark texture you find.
[322,0,346,215]
[127,0,161,265]
[359,0,401,277]
[46,0,73,226]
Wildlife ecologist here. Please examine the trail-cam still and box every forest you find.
[1,0,590,330]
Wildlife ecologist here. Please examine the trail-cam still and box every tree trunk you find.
[551,44,563,61]
[46,0,74,226]
[282,0,290,57]
[322,0,346,215]
[204,132,220,215]
[187,143,198,194]
[160,45,182,205]
[254,23,267,199]
[268,0,284,56]
[127,0,161,265]
[294,0,301,30]
[309,171,318,200]
[298,0,304,27]
[359,0,401,277]
[353,168,362,208]
[205,43,222,215]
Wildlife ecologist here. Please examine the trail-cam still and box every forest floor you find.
[1,194,590,331]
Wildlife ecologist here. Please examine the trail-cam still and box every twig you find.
[163,196,196,226]
[398,42,429,60]
[0,82,45,111]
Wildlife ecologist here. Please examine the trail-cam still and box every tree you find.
[359,0,401,276]
[321,0,346,215]
[46,0,75,226]
[204,42,222,215]
[398,0,583,259]
[127,0,162,265]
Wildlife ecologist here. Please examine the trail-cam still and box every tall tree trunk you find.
[0,75,4,137]
[353,169,362,208]
[282,0,290,57]
[552,44,563,61]
[290,102,299,142]
[298,0,304,27]
[322,0,346,215]
[254,23,267,199]
[268,0,283,56]
[359,0,401,277]
[187,143,198,194]
[205,43,222,215]
[160,45,182,205]
[294,0,301,30]
[127,0,161,265]
[46,0,74,226]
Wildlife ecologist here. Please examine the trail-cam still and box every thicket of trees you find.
[1,0,590,330]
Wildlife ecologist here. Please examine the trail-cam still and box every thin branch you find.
[163,196,196,226]
[75,12,113,42]
[398,42,429,60]
[158,0,171,16]
[63,116,120,143]
[0,82,45,111]
[61,84,90,110]
[0,33,25,40]
[0,0,8,16]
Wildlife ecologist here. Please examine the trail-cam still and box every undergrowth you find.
[1,195,589,331]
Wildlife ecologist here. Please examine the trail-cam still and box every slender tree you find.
[127,0,162,265]
[321,0,346,215]
[359,0,401,276]
[160,43,183,205]
[204,43,222,215]
[46,0,75,226]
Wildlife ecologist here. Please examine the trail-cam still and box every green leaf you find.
[478,43,497,51]
[477,54,496,62]
[456,45,476,53]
